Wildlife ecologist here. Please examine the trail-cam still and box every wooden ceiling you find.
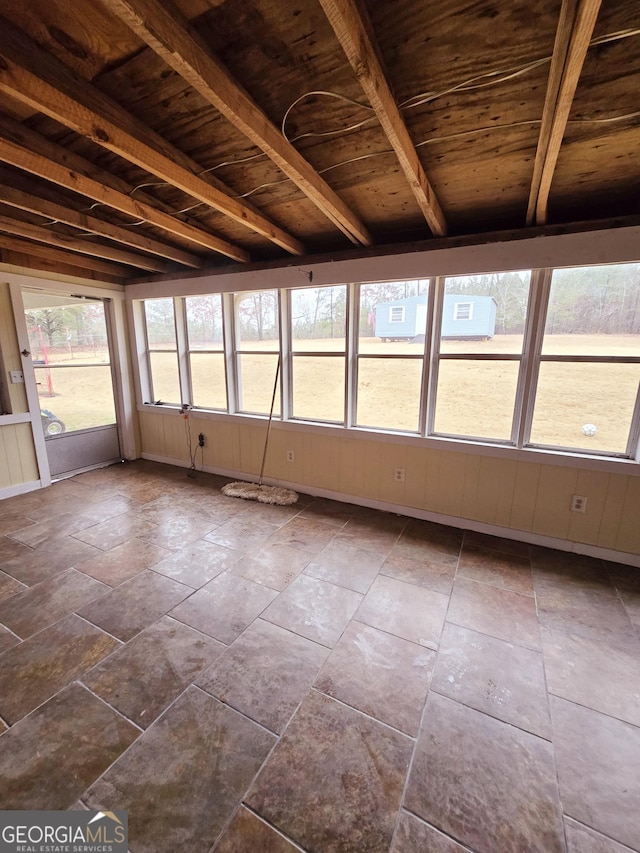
[0,0,638,284]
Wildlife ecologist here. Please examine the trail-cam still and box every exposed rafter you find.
[0,212,167,272]
[97,0,373,247]
[0,182,202,270]
[0,234,128,278]
[526,0,602,225]
[318,0,447,238]
[0,117,249,263]
[0,15,304,256]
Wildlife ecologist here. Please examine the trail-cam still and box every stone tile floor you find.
[0,459,639,852]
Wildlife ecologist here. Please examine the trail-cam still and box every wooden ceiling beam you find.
[0,15,303,256]
[98,0,373,247]
[0,183,202,270]
[0,234,128,278]
[0,119,249,263]
[526,0,602,225]
[0,212,168,272]
[318,0,447,238]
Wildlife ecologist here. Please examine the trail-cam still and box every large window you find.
[529,264,640,455]
[134,261,640,463]
[356,280,429,432]
[234,290,280,416]
[433,272,531,441]
[186,295,226,410]
[143,298,181,405]
[290,285,346,423]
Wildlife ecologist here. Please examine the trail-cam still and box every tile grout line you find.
[563,814,640,853]
[234,804,309,853]
[444,614,542,653]
[399,805,479,852]
[308,685,416,741]
[78,681,145,732]
[528,552,570,853]
[389,535,463,851]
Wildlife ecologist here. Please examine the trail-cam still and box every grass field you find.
[36,336,640,453]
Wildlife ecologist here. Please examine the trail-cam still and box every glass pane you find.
[186,295,223,350]
[543,263,640,356]
[434,361,520,439]
[190,353,227,410]
[149,351,181,404]
[25,302,110,366]
[357,358,422,431]
[237,354,280,415]
[291,356,344,422]
[235,291,279,350]
[530,362,639,453]
[291,286,346,351]
[34,366,116,432]
[441,272,531,354]
[359,280,429,354]
[144,298,177,348]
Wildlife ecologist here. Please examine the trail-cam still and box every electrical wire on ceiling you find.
[49,26,640,235]
[234,106,640,199]
[279,26,640,145]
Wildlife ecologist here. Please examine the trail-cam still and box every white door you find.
[20,290,121,478]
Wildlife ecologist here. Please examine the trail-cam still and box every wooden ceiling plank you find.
[0,184,201,270]
[0,234,128,278]
[0,126,249,263]
[0,15,303,256]
[0,212,167,271]
[526,0,602,225]
[97,0,373,247]
[318,0,447,238]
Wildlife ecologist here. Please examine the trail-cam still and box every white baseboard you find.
[0,480,42,500]
[141,452,640,568]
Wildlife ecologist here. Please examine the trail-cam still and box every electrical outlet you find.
[571,494,587,513]
[394,467,405,482]
[287,450,295,463]
[198,433,205,447]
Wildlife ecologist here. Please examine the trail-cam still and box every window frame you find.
[355,280,432,434]
[523,267,640,458]
[142,297,183,406]
[287,284,348,426]
[132,261,640,466]
[429,273,535,445]
[184,293,228,412]
[233,289,282,417]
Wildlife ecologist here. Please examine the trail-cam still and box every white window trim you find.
[132,264,640,466]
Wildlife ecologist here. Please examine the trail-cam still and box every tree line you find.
[141,263,640,347]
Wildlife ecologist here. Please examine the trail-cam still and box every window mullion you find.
[517,267,552,447]
[346,282,358,428]
[173,297,190,407]
[132,300,152,404]
[424,276,444,436]
[279,288,290,419]
[222,292,238,413]
[625,375,640,460]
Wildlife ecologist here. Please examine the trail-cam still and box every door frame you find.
[8,274,137,484]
